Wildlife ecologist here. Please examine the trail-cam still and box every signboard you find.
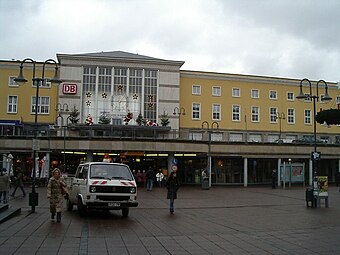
[62,83,77,94]
[311,151,321,160]
[317,176,328,196]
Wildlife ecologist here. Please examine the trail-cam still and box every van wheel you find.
[67,199,73,211]
[122,208,129,217]
[77,198,86,217]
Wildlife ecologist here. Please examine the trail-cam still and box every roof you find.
[57,51,185,67]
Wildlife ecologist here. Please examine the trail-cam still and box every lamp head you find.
[50,66,62,85]
[14,66,27,86]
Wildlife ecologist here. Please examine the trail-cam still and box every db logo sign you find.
[62,84,77,94]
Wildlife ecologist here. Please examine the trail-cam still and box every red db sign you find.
[63,84,77,94]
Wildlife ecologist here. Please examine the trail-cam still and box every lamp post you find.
[56,103,70,172]
[296,78,332,187]
[275,112,285,140]
[173,107,186,137]
[14,58,62,212]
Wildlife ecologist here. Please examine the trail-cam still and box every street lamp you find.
[275,112,285,140]
[173,107,186,137]
[296,78,332,186]
[14,58,62,212]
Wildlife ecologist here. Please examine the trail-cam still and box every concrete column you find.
[86,151,93,162]
[243,157,248,187]
[309,159,313,186]
[208,156,212,187]
[278,158,282,187]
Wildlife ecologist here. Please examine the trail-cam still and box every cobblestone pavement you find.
[1,185,340,255]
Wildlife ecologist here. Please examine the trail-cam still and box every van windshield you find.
[90,164,133,180]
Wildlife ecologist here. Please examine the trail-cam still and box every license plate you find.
[108,202,120,207]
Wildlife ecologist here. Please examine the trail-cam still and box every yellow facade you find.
[180,70,340,135]
[0,60,59,124]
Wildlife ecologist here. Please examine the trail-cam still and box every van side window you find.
[75,166,83,178]
[82,165,89,179]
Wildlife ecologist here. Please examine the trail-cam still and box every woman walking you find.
[166,169,180,214]
[47,168,67,223]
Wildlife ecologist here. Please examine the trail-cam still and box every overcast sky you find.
[1,0,340,82]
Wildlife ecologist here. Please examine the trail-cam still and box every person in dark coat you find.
[271,169,277,189]
[11,168,26,197]
[146,167,155,191]
[166,169,180,214]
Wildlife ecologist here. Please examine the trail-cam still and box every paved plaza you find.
[1,184,340,255]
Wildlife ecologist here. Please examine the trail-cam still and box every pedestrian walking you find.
[166,169,180,214]
[47,168,68,223]
[271,169,277,189]
[11,168,26,197]
[0,168,10,204]
[146,167,155,191]
[156,169,164,187]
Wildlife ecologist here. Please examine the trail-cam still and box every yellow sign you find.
[317,176,328,192]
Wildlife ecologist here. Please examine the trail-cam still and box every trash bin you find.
[202,177,209,190]
[305,188,315,207]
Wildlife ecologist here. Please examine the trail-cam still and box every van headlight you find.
[90,186,96,193]
[130,187,136,193]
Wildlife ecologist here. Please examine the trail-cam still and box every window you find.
[192,103,200,119]
[9,76,19,87]
[303,93,312,102]
[251,106,259,122]
[269,90,277,100]
[212,86,221,96]
[336,96,340,105]
[8,96,18,113]
[270,107,277,123]
[232,88,240,97]
[232,105,240,121]
[31,96,50,114]
[287,108,295,124]
[251,89,259,99]
[287,92,294,101]
[212,104,221,120]
[304,109,312,124]
[192,85,201,95]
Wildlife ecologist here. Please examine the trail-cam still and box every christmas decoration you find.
[160,112,170,127]
[68,107,80,124]
[85,114,94,125]
[99,114,111,124]
[146,120,159,126]
[123,112,133,125]
[136,113,144,126]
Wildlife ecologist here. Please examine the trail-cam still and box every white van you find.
[67,162,138,217]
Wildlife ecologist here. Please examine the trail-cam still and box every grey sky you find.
[1,0,340,82]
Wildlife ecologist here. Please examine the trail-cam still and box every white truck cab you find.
[67,162,138,217]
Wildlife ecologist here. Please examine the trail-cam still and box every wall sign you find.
[62,83,77,94]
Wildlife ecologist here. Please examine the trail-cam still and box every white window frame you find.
[251,106,260,122]
[270,107,277,123]
[9,76,19,87]
[232,87,241,97]
[7,95,18,113]
[212,86,221,96]
[287,92,294,101]
[232,105,241,121]
[287,108,295,124]
[33,79,51,88]
[192,103,201,120]
[251,89,259,99]
[31,96,50,114]
[269,90,277,100]
[304,109,312,125]
[212,104,221,121]
[192,85,201,95]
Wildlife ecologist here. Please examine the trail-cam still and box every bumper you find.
[85,200,138,209]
